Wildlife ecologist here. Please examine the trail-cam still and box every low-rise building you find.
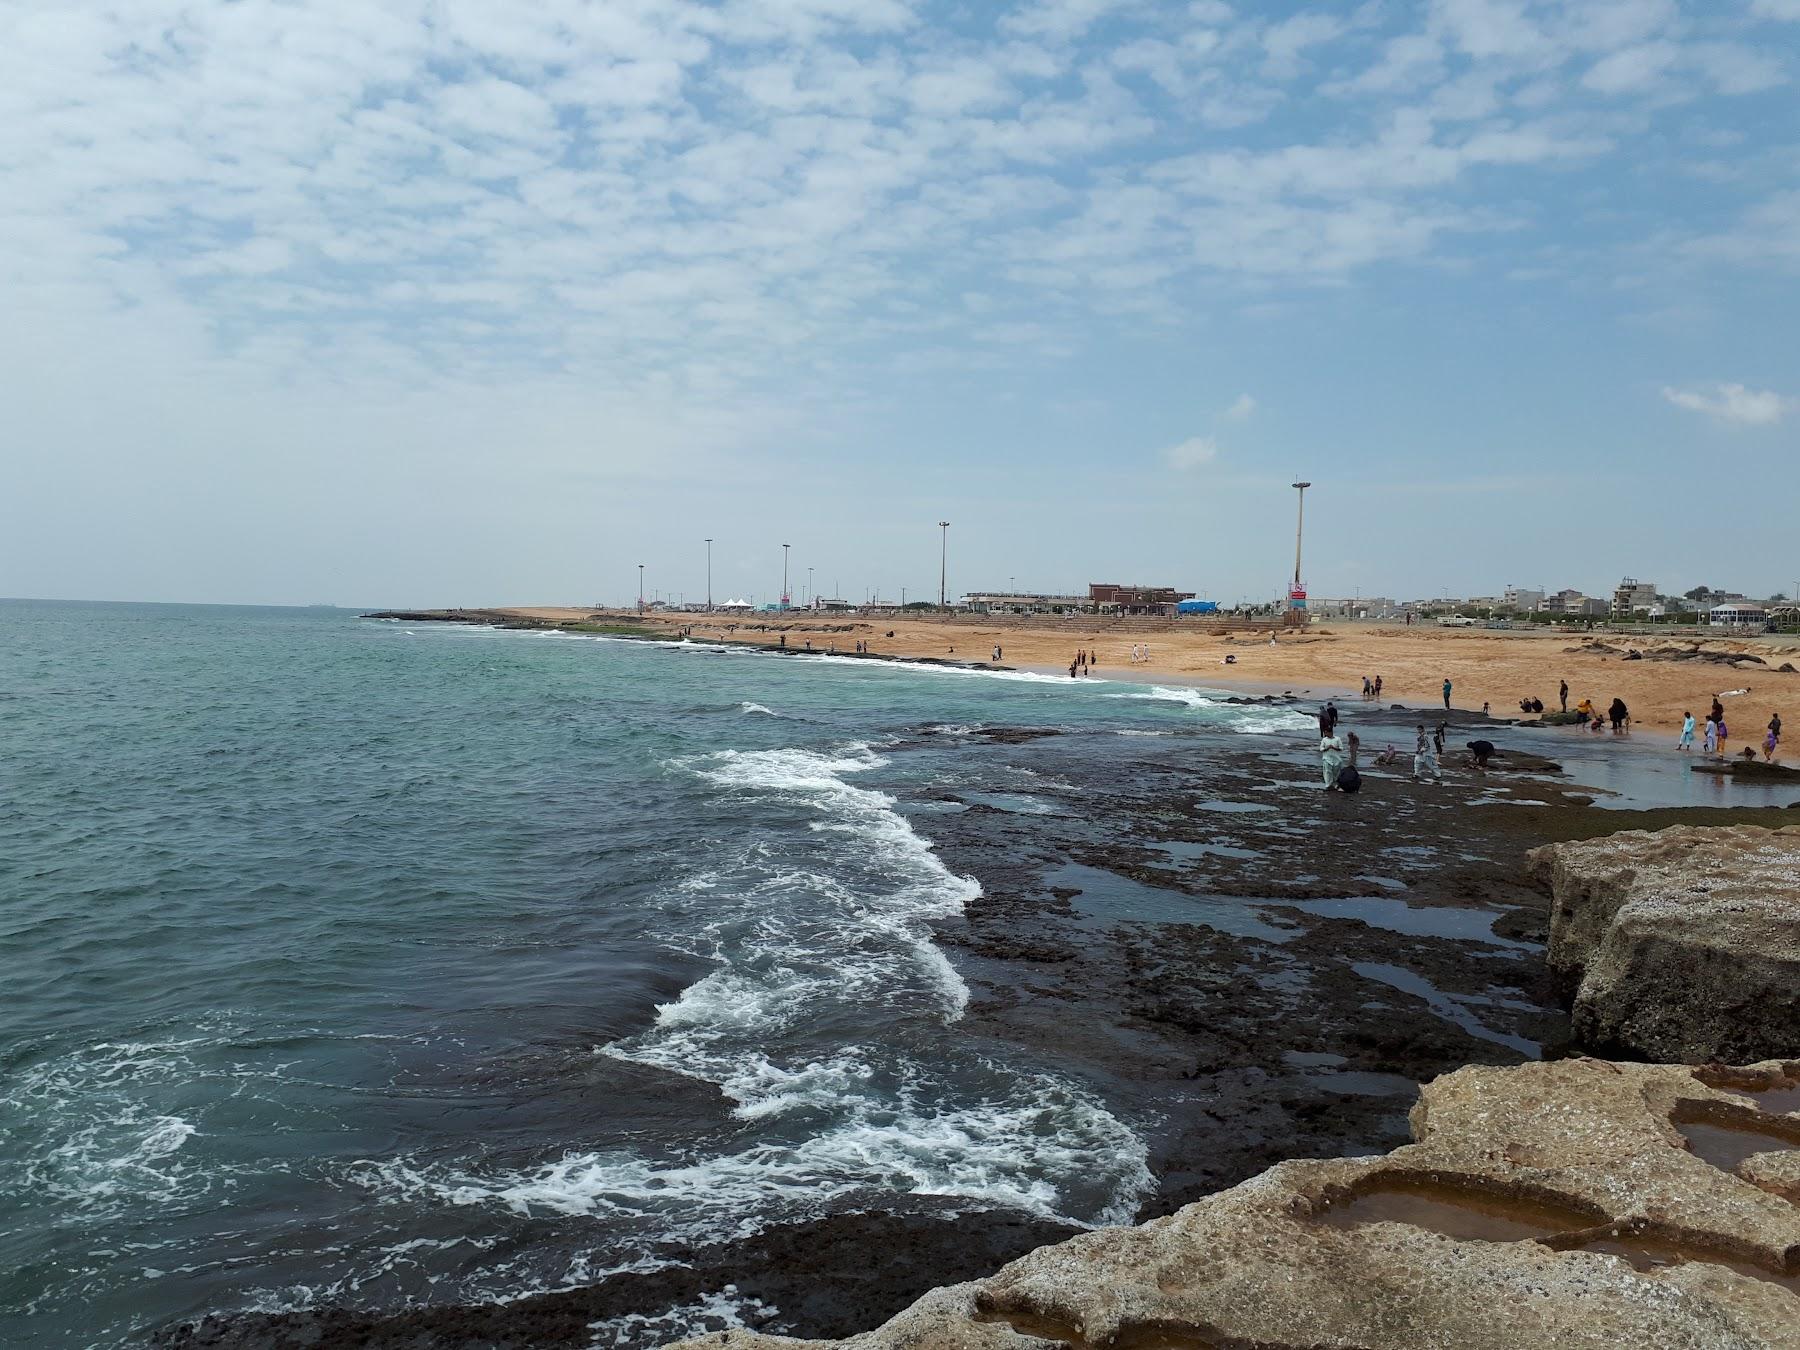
[1502,587,1544,612]
[964,591,1085,614]
[1710,604,1768,627]
[1088,583,1196,615]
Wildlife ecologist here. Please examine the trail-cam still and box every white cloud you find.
[1582,41,1679,95]
[1224,393,1256,420]
[1751,0,1800,19]
[1164,435,1221,469]
[1662,383,1795,426]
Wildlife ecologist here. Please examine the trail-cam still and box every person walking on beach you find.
[1608,698,1629,735]
[1767,712,1782,762]
[1413,725,1441,782]
[1560,680,1569,713]
[1433,721,1447,757]
[1678,712,1695,752]
[1362,676,1373,699]
[1703,715,1719,758]
[1373,675,1383,699]
[1442,678,1452,709]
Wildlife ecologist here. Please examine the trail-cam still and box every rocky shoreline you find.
[157,694,1800,1347]
[681,1056,1800,1349]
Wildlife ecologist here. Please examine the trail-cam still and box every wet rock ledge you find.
[680,1058,1800,1350]
[1530,825,1800,1062]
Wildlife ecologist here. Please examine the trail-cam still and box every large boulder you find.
[676,1058,1800,1350]
[1528,825,1800,1061]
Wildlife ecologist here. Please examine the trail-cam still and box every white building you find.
[1502,587,1544,612]
[1710,604,1767,627]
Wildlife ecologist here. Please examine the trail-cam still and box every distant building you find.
[811,598,856,613]
[1502,587,1544,612]
[1710,604,1767,627]
[1309,597,1397,619]
[1088,583,1196,615]
[965,591,1085,614]
[1612,577,1658,618]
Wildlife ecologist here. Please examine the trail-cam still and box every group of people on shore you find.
[1677,699,1782,761]
[1358,674,1384,699]
[1067,648,1097,679]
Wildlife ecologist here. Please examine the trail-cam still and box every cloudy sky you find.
[3,0,1796,608]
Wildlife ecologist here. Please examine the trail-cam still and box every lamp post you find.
[704,539,712,610]
[1289,482,1311,614]
[781,543,791,611]
[807,566,814,609]
[938,521,950,608]
[638,563,644,612]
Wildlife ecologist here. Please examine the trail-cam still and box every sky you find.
[2,0,1796,609]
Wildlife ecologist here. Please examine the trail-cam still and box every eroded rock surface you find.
[1529,825,1800,1062]
[676,1058,1800,1350]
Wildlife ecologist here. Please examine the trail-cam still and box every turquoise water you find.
[0,601,1318,1347]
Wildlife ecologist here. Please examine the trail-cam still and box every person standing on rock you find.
[1442,677,1452,709]
[1560,680,1569,713]
[1703,715,1719,758]
[1413,724,1441,782]
[1320,728,1347,789]
[1767,712,1782,763]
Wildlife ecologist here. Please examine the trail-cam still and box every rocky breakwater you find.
[680,1057,1800,1350]
[1529,825,1800,1062]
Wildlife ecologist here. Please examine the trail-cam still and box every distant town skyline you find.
[4,2,1796,608]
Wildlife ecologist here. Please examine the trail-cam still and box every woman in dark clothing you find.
[1609,697,1629,734]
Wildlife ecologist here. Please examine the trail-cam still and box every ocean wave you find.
[360,742,1151,1243]
[738,701,777,716]
[1110,686,1316,735]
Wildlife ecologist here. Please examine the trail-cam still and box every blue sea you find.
[0,600,1333,1347]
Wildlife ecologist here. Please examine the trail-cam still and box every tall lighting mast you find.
[1289,482,1311,617]
[938,521,950,608]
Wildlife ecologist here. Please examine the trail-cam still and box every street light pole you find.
[1289,482,1311,614]
[938,521,950,608]
[638,563,645,612]
[806,566,814,609]
[704,539,712,610]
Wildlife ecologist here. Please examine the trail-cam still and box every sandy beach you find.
[504,607,1796,747]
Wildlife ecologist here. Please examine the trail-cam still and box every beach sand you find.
[504,607,1796,744]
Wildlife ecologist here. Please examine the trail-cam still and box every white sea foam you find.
[738,701,777,716]
[360,741,1152,1245]
[588,1285,777,1347]
[1109,685,1315,735]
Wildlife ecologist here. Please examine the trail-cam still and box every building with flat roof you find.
[964,591,1085,614]
[1710,604,1768,627]
[1612,577,1658,618]
[1088,583,1196,615]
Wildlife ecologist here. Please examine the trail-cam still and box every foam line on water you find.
[362,741,1152,1243]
